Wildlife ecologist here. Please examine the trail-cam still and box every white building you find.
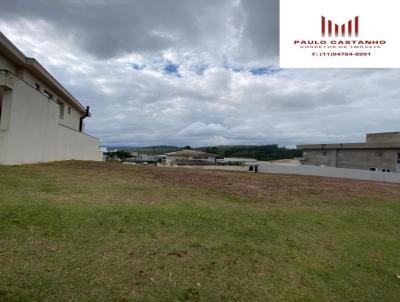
[0,32,102,164]
[166,150,219,165]
[216,157,258,165]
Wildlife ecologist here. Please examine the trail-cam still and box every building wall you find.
[367,132,400,143]
[0,71,102,164]
[302,149,337,167]
[336,149,399,171]
[302,148,400,172]
[0,55,17,73]
[14,68,82,131]
[166,155,216,165]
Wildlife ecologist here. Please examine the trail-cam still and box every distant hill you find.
[104,144,302,161]
[104,145,180,155]
[198,145,302,161]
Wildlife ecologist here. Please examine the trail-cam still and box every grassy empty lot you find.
[1,161,400,301]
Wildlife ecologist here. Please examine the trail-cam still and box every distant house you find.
[0,32,102,164]
[216,157,258,165]
[135,154,160,164]
[166,150,219,165]
[297,132,400,173]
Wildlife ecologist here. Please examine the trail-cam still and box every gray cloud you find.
[237,0,279,64]
[0,0,236,58]
[0,0,398,148]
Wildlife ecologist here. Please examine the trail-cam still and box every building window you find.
[0,88,11,131]
[398,153,400,164]
[35,83,41,91]
[43,90,53,99]
[322,151,327,156]
[369,168,376,171]
[376,152,383,159]
[0,88,3,125]
[68,107,71,114]
[57,100,65,120]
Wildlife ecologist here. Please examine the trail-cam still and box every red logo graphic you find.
[321,16,359,37]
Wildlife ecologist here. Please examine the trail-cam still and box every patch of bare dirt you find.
[148,167,400,204]
[41,162,400,204]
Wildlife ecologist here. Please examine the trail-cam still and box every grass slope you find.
[0,161,399,301]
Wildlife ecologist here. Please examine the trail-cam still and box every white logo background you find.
[280,0,400,68]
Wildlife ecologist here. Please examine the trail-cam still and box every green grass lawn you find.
[0,161,400,301]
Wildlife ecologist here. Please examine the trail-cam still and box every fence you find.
[258,163,400,183]
[156,162,400,183]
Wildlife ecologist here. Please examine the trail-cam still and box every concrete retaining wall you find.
[158,163,400,183]
[258,163,400,183]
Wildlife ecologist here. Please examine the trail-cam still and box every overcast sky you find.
[0,0,399,147]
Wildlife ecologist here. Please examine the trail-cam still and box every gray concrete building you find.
[297,132,400,173]
[0,32,102,164]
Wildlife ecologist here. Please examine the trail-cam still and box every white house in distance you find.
[0,32,102,164]
[166,149,219,165]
